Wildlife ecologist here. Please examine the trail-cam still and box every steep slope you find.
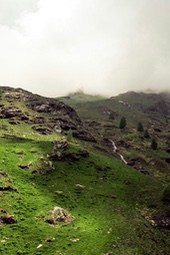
[0,121,169,255]
[0,87,169,255]
[0,87,81,132]
[58,91,170,178]
[59,91,170,125]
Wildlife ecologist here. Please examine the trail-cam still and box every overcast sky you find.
[0,0,169,97]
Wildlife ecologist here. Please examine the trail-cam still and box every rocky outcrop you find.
[18,162,32,170]
[116,140,131,148]
[0,106,29,120]
[72,130,96,142]
[32,158,54,174]
[152,212,170,229]
[32,125,53,135]
[47,207,74,224]
[26,94,81,127]
[96,165,111,171]
[32,116,45,124]
[0,87,81,130]
[127,157,148,174]
[49,140,89,161]
[0,186,17,191]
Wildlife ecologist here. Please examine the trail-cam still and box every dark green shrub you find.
[119,117,126,129]
[151,138,158,150]
[144,129,150,138]
[137,122,144,132]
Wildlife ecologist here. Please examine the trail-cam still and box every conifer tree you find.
[137,122,144,132]
[151,138,158,150]
[144,129,150,138]
[119,117,126,129]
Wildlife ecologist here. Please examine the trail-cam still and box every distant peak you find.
[68,89,85,96]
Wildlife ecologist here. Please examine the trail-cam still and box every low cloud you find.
[0,0,169,97]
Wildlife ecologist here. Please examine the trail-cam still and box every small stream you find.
[109,140,128,165]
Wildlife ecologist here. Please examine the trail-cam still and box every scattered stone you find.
[0,208,7,213]
[37,244,43,249]
[55,191,63,195]
[18,162,32,170]
[16,151,24,155]
[0,106,29,121]
[47,207,74,224]
[32,116,45,124]
[0,211,16,224]
[127,157,147,172]
[32,126,53,135]
[72,130,96,142]
[8,119,19,125]
[116,140,131,148]
[78,150,89,158]
[154,128,162,133]
[70,238,80,243]
[0,171,8,177]
[53,140,68,151]
[75,184,85,189]
[45,237,55,243]
[49,144,89,162]
[0,186,17,191]
[32,160,54,174]
[152,213,170,229]
[96,165,111,171]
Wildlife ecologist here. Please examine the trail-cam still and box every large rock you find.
[32,125,53,135]
[47,207,74,224]
[72,130,96,142]
[0,106,29,120]
[49,139,89,161]
[53,140,69,151]
[0,209,16,224]
[152,212,170,229]
[26,94,81,126]
[127,157,148,174]
[32,159,54,174]
[116,140,131,148]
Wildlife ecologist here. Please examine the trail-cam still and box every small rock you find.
[152,213,170,229]
[70,238,80,243]
[0,186,17,191]
[0,214,16,224]
[55,191,63,195]
[47,206,74,225]
[75,184,85,189]
[96,165,111,171]
[37,244,43,249]
[18,162,32,170]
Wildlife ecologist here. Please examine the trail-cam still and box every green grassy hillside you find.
[58,91,170,178]
[59,91,170,127]
[0,122,169,255]
[0,87,170,255]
